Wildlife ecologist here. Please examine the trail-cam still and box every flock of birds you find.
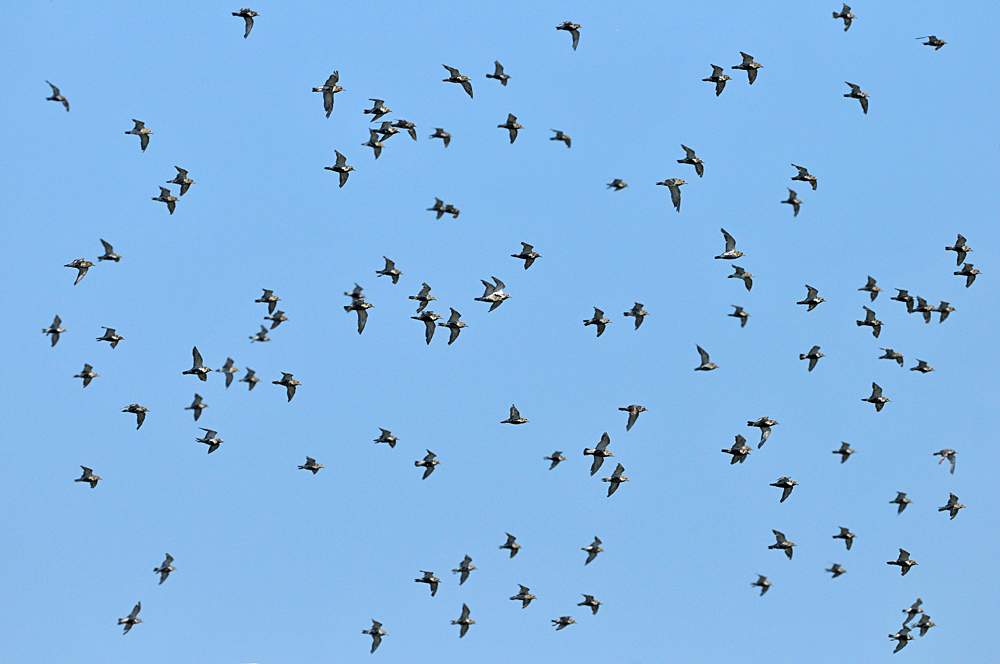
[37,5,976,657]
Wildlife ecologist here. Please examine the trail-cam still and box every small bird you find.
[183,347,211,381]
[888,549,918,576]
[312,72,343,118]
[255,289,281,314]
[344,282,365,302]
[502,404,528,425]
[152,187,178,214]
[409,283,436,313]
[578,595,602,614]
[167,167,195,195]
[232,8,258,38]
[790,164,817,190]
[910,359,934,374]
[731,52,762,84]
[892,289,916,312]
[939,493,965,519]
[216,358,239,387]
[826,564,846,579]
[833,527,856,550]
[415,571,441,596]
[154,554,175,585]
[273,373,300,402]
[856,306,883,338]
[363,620,387,653]
[362,129,384,159]
[623,302,649,329]
[185,394,208,421]
[863,382,889,412]
[264,311,287,329]
[747,417,778,448]
[374,429,398,448]
[325,150,354,187]
[511,242,541,269]
[656,178,686,212]
[844,82,869,114]
[96,239,121,262]
[43,315,66,346]
[879,348,903,367]
[934,301,955,323]
[607,179,628,191]
[498,113,522,143]
[249,325,271,343]
[695,345,718,371]
[428,198,447,218]
[429,128,451,147]
[437,308,468,345]
[487,61,510,85]
[75,466,101,488]
[782,188,802,216]
[715,228,744,259]
[912,296,936,324]
[770,477,798,503]
[769,530,795,559]
[891,492,913,514]
[118,602,142,634]
[544,451,565,469]
[902,599,924,625]
[65,258,94,285]
[345,298,373,334]
[556,21,581,50]
[123,404,149,429]
[376,257,402,283]
[442,65,474,98]
[240,368,261,390]
[677,145,705,177]
[933,448,956,474]
[475,277,510,311]
[550,130,571,148]
[414,450,439,479]
[552,616,576,630]
[452,555,476,585]
[451,604,475,638]
[729,305,749,327]
[833,4,856,31]
[729,265,753,291]
[752,575,772,596]
[96,326,124,348]
[945,234,972,265]
[832,442,855,463]
[196,428,223,454]
[74,363,98,387]
[376,120,400,141]
[602,463,628,496]
[45,81,69,111]
[915,614,936,637]
[499,532,521,558]
[799,345,825,372]
[722,434,752,464]
[619,404,647,431]
[298,457,323,474]
[955,263,980,287]
[510,584,536,608]
[702,65,731,96]
[412,310,442,344]
[125,119,152,152]
[858,276,882,300]
[584,433,614,475]
[889,626,914,653]
[582,537,603,565]
[917,35,946,49]
[391,119,417,140]
[583,308,611,337]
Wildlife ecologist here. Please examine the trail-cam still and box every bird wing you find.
[509,405,520,419]
[443,64,461,77]
[335,150,347,167]
[326,72,339,86]
[610,463,625,479]
[721,228,736,252]
[805,285,818,299]
[192,347,203,368]
[871,383,883,398]
[697,345,710,364]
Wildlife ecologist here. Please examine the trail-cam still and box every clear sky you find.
[2,1,997,662]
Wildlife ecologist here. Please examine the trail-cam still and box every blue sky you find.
[2,1,997,662]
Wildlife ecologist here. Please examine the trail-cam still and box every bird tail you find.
[855,320,863,326]
[832,11,839,18]
[799,354,807,360]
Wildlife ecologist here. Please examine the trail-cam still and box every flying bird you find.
[695,345,718,371]
[391,118,417,140]
[96,327,123,348]
[747,417,778,448]
[935,301,955,322]
[498,114,522,143]
[125,119,152,151]
[45,81,69,111]
[75,364,98,387]
[799,345,825,372]
[452,555,476,584]
[182,347,211,381]
[602,463,628,496]
[863,382,889,412]
[414,450,439,479]
[945,234,972,265]
[911,359,934,373]
[584,433,614,475]
[833,527,856,550]
[715,228,744,259]
[891,289,916,312]
[832,442,855,463]
[451,604,475,638]
[826,564,846,578]
[790,164,818,190]
[255,289,280,313]
[273,373,300,402]
[607,179,628,191]
[298,457,324,474]
[118,602,142,634]
[75,466,101,488]
[656,178,686,212]
[43,315,65,346]
[623,302,649,329]
[264,310,287,329]
[722,435,752,464]
[582,537,603,565]
[232,8,258,38]
[499,532,521,558]
[511,242,541,269]
[152,187,177,214]
[833,4,856,31]
[487,61,510,85]
[312,72,343,117]
[167,167,195,195]
[916,35,946,49]
[677,145,705,177]
[844,82,869,114]
[729,265,753,291]
[240,368,261,390]
[502,404,528,425]
[324,150,354,187]
[856,306,882,338]
[729,305,749,327]
[583,308,611,337]
[475,277,510,311]
[933,448,956,474]
[752,575,772,595]
[362,129,384,159]
[185,394,208,421]
[154,554,175,584]
[249,325,271,343]
[731,52,762,83]
[938,493,965,519]
[437,308,468,345]
[619,404,647,431]
[544,451,565,469]
[412,310,442,344]
[889,626,914,653]
[429,128,451,147]
[556,21,581,50]
[550,130,571,148]
[768,530,795,559]
[902,599,924,625]
[770,477,798,503]
[65,258,93,285]
[552,616,576,630]
[376,257,402,283]
[415,571,441,596]
[887,549,917,576]
[702,65,731,96]
[216,358,239,386]
[858,276,881,300]
[442,65,473,98]
[578,594,602,614]
[781,188,802,216]
[345,298,373,334]
[915,614,936,637]
[890,492,913,514]
[196,428,223,454]
[374,429,398,448]
[362,620,387,653]
[409,283,436,313]
[510,584,536,608]
[955,263,980,287]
